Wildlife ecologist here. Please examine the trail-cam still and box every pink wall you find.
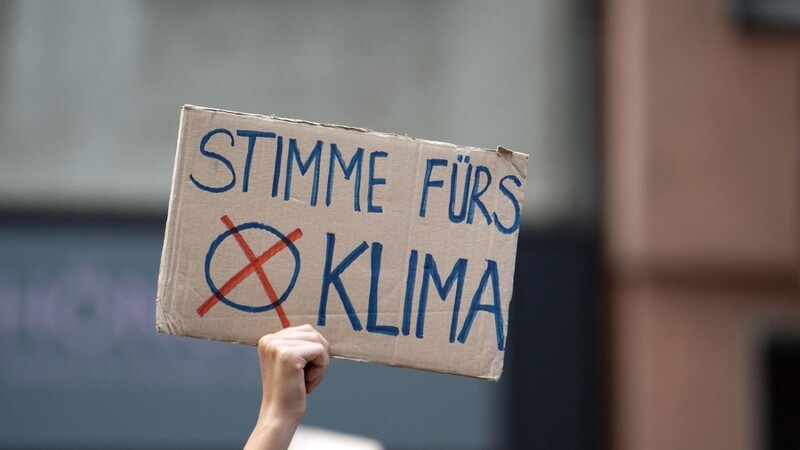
[603,0,800,448]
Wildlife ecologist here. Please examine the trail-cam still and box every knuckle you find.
[274,346,295,363]
[257,335,281,359]
[257,334,273,350]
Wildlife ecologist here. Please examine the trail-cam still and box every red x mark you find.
[196,215,302,328]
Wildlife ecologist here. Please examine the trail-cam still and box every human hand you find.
[245,324,330,450]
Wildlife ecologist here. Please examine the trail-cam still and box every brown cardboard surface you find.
[156,105,527,380]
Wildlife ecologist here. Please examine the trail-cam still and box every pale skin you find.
[244,324,330,450]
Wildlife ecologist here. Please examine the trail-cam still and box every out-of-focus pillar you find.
[602,0,800,449]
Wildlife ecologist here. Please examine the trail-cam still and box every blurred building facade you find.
[7,0,800,448]
[0,1,598,449]
[603,0,800,449]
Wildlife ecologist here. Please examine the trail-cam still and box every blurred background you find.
[0,0,797,449]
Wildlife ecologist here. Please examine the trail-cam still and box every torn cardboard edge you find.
[183,105,527,161]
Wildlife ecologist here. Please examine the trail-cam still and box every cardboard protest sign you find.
[157,105,527,380]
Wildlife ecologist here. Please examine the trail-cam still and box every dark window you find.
[765,336,800,450]
[735,0,800,31]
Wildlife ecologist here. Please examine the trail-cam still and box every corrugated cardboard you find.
[156,105,527,380]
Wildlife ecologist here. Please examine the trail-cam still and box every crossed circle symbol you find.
[199,218,302,318]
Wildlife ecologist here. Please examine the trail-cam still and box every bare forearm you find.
[244,414,300,450]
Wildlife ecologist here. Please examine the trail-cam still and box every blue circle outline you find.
[204,222,301,313]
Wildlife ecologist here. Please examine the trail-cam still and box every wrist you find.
[260,406,303,428]
[260,395,307,424]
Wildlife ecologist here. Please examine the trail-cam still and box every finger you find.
[272,324,316,338]
[318,331,330,352]
[295,330,329,351]
[305,365,326,394]
[306,342,329,369]
[289,342,329,368]
[278,327,330,349]
[258,331,326,351]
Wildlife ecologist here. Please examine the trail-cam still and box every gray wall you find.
[0,0,593,226]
